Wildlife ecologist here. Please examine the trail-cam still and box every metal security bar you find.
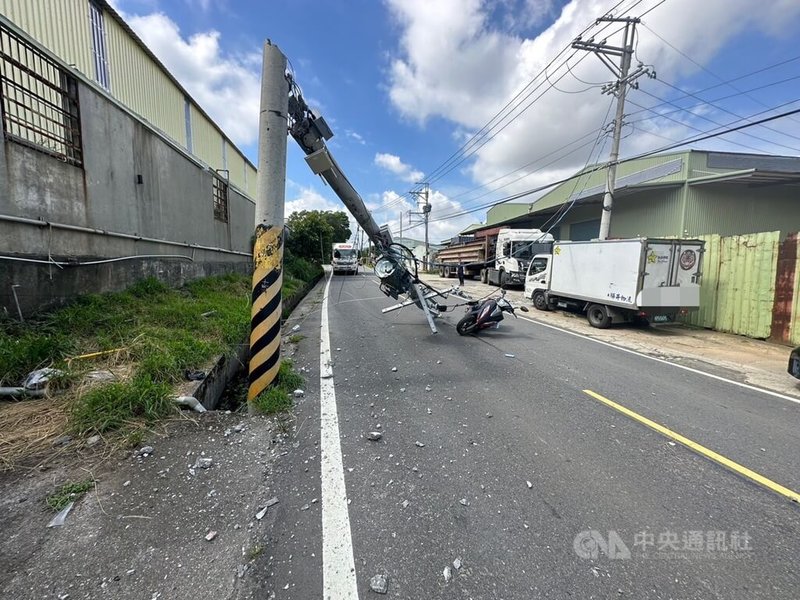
[213,171,229,222]
[0,22,82,166]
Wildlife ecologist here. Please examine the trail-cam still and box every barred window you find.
[0,22,83,166]
[213,172,229,222]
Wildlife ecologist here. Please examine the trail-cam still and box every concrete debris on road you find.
[391,367,397,372]
[443,565,453,583]
[486,412,493,418]
[369,574,389,594]
[233,423,245,433]
[425,385,432,392]
[366,431,383,441]
[138,446,154,457]
[85,435,101,447]
[255,497,279,520]
[415,441,425,447]
[504,353,515,358]
[300,504,310,511]
[459,498,469,506]
[526,480,533,489]
[402,499,409,509]
[291,324,301,332]
[193,457,213,469]
[205,530,217,541]
[293,389,305,398]
[453,557,462,570]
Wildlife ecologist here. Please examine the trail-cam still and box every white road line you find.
[319,271,359,598]
[519,315,800,406]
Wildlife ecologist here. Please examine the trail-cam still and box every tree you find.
[286,210,351,263]
[322,211,351,245]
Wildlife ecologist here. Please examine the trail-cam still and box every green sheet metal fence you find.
[683,231,800,344]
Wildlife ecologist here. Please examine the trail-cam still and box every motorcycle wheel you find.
[456,315,478,336]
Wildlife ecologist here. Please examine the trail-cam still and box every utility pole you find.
[409,183,431,270]
[249,41,289,403]
[572,16,654,240]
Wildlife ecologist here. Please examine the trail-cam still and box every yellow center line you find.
[583,389,800,504]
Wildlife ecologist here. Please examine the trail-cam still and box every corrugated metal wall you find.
[609,187,684,238]
[246,163,257,199]
[104,15,185,146]
[684,232,780,339]
[191,103,224,171]
[0,0,93,77]
[783,234,800,345]
[683,184,800,238]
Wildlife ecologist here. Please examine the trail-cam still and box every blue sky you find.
[111,0,800,243]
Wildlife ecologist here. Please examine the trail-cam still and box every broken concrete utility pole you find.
[572,16,654,240]
[249,41,289,402]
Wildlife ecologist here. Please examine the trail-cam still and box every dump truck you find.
[437,228,554,287]
[523,238,704,327]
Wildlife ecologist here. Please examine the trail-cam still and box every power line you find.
[408,101,800,227]
[641,21,800,127]
[374,1,648,214]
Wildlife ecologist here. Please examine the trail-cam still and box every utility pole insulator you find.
[572,16,654,240]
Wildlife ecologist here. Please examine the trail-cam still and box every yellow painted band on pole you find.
[583,389,800,504]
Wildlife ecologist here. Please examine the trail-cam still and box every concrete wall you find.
[0,79,255,317]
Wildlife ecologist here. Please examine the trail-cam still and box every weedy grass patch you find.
[0,274,251,450]
[250,360,304,415]
[46,479,95,511]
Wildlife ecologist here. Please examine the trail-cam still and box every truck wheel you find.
[587,304,611,329]
[481,269,488,284]
[532,291,549,311]
[444,266,451,278]
[499,270,509,288]
[439,267,445,278]
[456,315,477,335]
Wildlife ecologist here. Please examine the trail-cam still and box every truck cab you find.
[488,229,554,287]
[332,243,359,275]
[524,254,552,309]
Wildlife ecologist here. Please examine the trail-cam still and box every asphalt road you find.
[265,271,800,599]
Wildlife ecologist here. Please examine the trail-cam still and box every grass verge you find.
[1,253,321,466]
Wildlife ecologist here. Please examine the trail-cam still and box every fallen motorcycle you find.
[456,290,528,335]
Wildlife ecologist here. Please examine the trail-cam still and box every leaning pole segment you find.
[249,41,289,402]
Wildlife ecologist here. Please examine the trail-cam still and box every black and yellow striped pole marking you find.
[248,224,284,401]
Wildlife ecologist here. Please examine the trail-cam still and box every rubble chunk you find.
[369,574,389,594]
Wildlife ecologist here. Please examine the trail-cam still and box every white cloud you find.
[385,0,800,204]
[121,11,261,146]
[285,182,359,239]
[346,130,366,145]
[374,152,424,183]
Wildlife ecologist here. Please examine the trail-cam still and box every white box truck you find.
[331,243,359,275]
[524,238,704,328]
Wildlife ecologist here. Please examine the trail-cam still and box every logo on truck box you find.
[679,249,697,270]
